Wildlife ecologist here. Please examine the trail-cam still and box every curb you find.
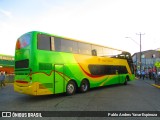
[135,77,139,80]
[152,84,160,89]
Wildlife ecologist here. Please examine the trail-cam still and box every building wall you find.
[132,50,160,71]
[0,54,14,74]
[0,67,14,74]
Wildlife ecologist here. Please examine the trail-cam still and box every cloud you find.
[0,9,12,19]
[1,0,160,55]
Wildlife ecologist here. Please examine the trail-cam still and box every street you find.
[0,79,160,120]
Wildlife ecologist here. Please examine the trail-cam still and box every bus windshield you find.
[16,33,31,50]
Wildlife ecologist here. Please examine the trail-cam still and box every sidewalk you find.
[137,77,160,89]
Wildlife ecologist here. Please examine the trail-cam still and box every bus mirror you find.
[92,49,97,56]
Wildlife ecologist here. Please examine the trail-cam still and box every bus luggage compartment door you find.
[54,64,65,94]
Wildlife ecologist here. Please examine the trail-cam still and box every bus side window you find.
[92,45,103,56]
[54,37,61,51]
[37,34,51,51]
[71,41,78,53]
[78,42,91,55]
[61,39,78,53]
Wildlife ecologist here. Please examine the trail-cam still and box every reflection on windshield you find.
[16,33,31,49]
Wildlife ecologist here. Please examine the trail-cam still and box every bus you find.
[14,31,135,96]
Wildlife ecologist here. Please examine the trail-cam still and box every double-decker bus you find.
[14,31,135,96]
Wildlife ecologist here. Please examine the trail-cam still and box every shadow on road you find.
[0,81,135,103]
[17,93,67,103]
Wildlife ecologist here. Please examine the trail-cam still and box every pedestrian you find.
[149,69,152,80]
[0,71,6,88]
[137,70,141,78]
[152,67,157,80]
[141,70,145,80]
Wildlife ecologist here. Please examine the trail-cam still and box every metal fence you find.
[5,74,14,83]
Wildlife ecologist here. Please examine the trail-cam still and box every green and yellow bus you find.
[14,31,135,96]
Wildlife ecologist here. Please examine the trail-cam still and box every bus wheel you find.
[66,81,76,95]
[80,79,89,93]
[124,77,128,85]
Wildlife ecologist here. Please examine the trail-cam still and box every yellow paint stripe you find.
[152,84,160,89]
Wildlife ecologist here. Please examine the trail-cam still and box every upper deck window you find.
[92,45,103,56]
[16,33,31,50]
[38,34,51,50]
[36,33,132,60]
[54,37,78,53]
[78,42,91,55]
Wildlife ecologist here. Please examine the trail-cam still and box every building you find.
[0,54,14,74]
[132,50,160,72]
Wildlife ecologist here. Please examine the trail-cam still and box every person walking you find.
[141,70,145,80]
[149,69,152,80]
[0,71,6,88]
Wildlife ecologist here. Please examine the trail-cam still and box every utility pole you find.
[136,32,145,74]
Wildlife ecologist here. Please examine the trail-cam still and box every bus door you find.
[54,64,65,94]
[116,69,123,84]
[119,74,124,84]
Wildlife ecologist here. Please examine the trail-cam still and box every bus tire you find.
[124,77,128,85]
[66,81,76,96]
[80,79,89,93]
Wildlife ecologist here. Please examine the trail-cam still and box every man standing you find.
[0,71,6,88]
[141,70,146,80]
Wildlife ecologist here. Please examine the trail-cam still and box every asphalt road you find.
[0,79,160,120]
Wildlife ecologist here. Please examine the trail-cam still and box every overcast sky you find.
[1,0,160,55]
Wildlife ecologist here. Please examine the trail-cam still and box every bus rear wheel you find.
[66,81,76,95]
[80,79,89,93]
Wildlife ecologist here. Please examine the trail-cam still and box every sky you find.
[1,0,160,56]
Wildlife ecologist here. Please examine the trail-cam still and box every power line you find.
[125,37,139,45]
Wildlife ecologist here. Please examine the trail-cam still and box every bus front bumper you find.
[14,82,38,95]
[14,82,53,96]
